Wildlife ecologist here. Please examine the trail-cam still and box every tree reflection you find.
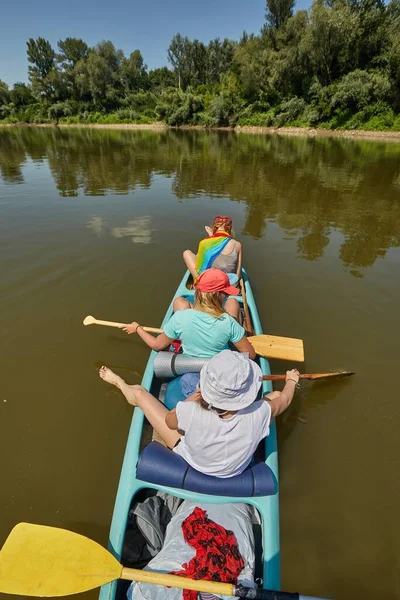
[1,126,400,273]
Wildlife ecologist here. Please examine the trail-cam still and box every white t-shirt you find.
[173,399,272,478]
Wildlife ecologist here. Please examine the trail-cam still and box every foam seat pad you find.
[136,441,276,498]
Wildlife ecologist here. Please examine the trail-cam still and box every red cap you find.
[195,269,239,296]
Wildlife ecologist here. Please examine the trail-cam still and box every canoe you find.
[99,269,280,600]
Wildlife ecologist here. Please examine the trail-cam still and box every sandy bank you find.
[235,125,400,142]
[2,121,400,142]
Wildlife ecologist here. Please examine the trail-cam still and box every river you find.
[1,126,399,600]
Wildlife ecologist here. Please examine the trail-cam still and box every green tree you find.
[168,33,187,88]
[351,0,387,70]
[48,101,73,124]
[265,0,295,29]
[121,50,148,91]
[206,38,236,85]
[305,1,360,86]
[268,11,311,98]
[0,80,10,106]
[56,38,90,100]
[384,0,400,106]
[57,38,89,67]
[331,70,392,112]
[234,37,270,100]
[10,83,34,107]
[26,37,57,100]
[81,41,124,108]
[190,40,207,86]
[148,67,175,90]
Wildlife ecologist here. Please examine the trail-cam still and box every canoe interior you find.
[99,270,280,600]
[114,486,264,600]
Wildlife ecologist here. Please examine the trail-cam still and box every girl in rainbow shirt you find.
[183,215,242,283]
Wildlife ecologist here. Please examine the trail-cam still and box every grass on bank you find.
[2,100,400,132]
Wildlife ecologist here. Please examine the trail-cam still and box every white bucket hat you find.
[200,350,263,411]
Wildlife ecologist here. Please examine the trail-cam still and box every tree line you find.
[1,0,400,130]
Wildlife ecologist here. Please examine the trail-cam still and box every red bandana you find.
[172,507,244,600]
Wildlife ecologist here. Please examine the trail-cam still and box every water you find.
[1,126,399,600]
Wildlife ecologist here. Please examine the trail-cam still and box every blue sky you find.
[0,0,310,86]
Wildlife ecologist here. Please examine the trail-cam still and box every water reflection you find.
[86,215,153,243]
[86,216,107,237]
[1,127,400,273]
[111,216,153,244]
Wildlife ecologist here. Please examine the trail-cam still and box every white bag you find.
[128,501,256,600]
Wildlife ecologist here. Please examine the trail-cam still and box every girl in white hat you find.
[99,350,299,478]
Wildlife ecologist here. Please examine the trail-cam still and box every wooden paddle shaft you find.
[121,567,233,595]
[263,372,354,381]
[240,279,255,335]
[91,318,163,334]
[86,316,304,361]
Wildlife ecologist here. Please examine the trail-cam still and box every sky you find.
[0,0,309,86]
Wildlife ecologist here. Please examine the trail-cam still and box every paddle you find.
[240,279,255,335]
[0,523,330,600]
[247,334,304,362]
[83,315,163,334]
[83,315,305,362]
[263,371,355,381]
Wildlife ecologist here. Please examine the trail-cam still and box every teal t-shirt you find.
[163,310,245,358]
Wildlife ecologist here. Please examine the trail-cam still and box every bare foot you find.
[99,366,140,406]
[99,366,124,389]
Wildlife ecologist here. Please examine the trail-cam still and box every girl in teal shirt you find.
[122,269,255,359]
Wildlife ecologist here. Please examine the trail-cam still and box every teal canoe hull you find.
[99,269,280,600]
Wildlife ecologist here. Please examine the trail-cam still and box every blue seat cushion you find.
[164,376,185,410]
[164,374,200,409]
[136,441,276,498]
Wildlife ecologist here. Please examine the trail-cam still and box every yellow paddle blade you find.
[248,334,305,362]
[0,523,121,597]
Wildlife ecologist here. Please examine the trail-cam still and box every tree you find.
[168,33,186,88]
[10,82,34,107]
[148,67,175,90]
[0,80,10,106]
[386,10,400,107]
[48,101,73,124]
[265,0,295,29]
[86,51,112,106]
[206,38,236,85]
[56,38,90,100]
[27,38,56,100]
[96,40,124,73]
[234,37,270,100]
[121,50,148,91]
[305,1,360,86]
[268,11,311,98]
[355,0,387,70]
[57,38,89,68]
[190,40,207,86]
[80,41,124,107]
[331,69,391,112]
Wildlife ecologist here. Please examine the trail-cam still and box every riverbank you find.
[2,121,400,142]
[0,122,167,131]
